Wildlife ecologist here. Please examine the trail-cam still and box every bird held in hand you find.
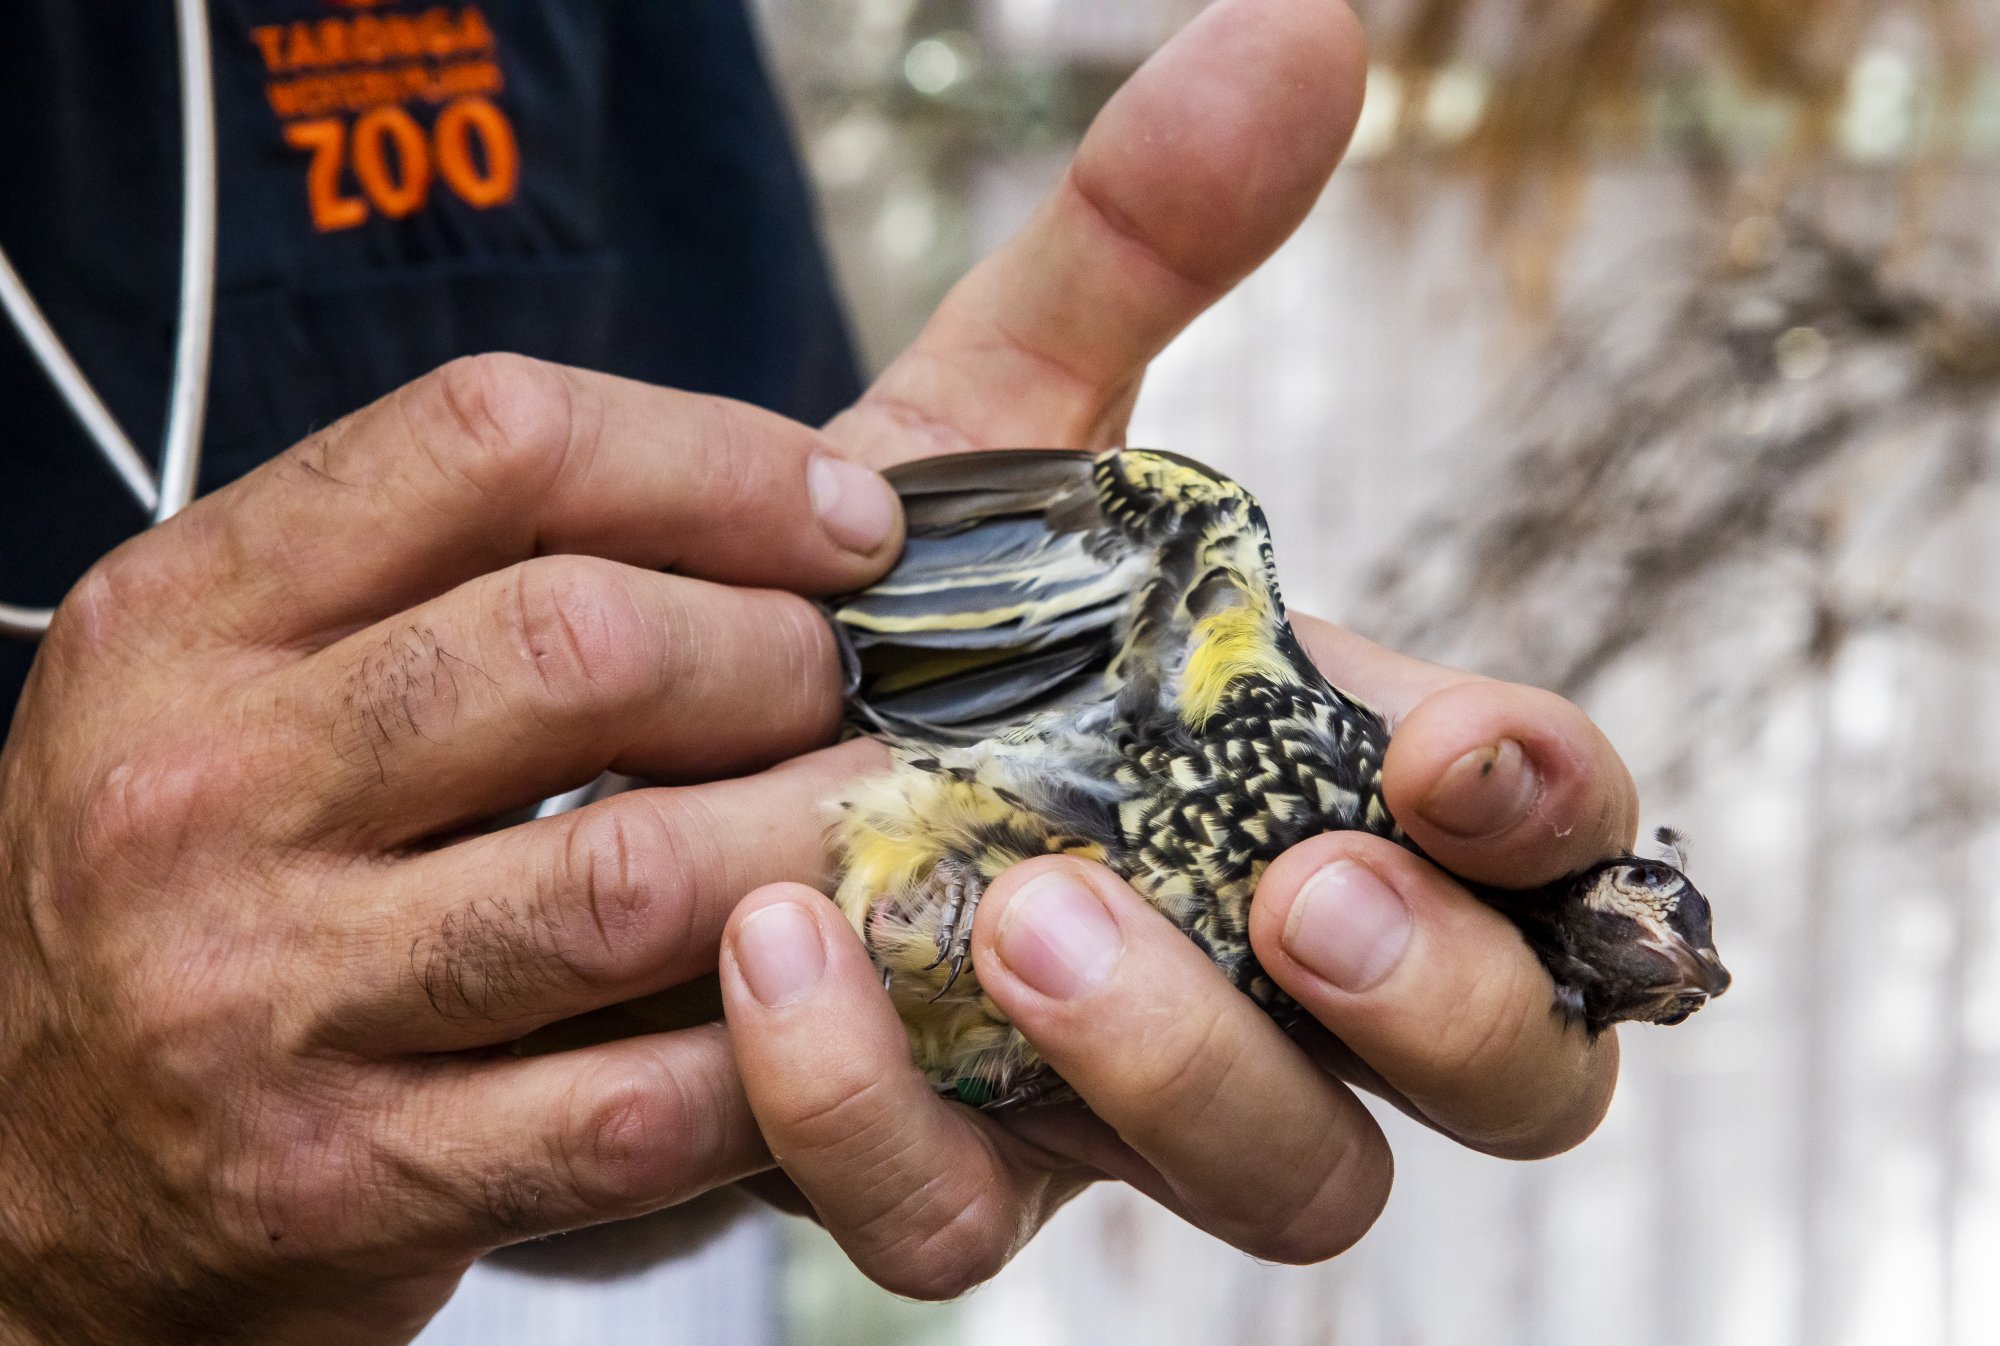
[826,449,1730,1109]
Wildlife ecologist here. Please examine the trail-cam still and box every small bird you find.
[826,449,1730,1109]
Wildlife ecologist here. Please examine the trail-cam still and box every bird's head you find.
[1551,832,1730,1029]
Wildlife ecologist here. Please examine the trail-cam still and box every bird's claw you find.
[921,860,982,1000]
[929,952,970,1003]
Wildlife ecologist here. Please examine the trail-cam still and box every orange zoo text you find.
[284,96,520,231]
[249,6,496,73]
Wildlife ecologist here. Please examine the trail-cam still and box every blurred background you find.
[434,2,2000,1343]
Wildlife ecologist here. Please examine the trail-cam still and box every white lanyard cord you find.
[0,0,217,641]
[158,0,219,531]
[0,248,157,514]
[0,3,608,818]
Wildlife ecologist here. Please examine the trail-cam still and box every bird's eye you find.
[1629,864,1671,888]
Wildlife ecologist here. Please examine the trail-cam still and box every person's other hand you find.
[0,362,907,1343]
[723,629,1630,1293]
[717,0,1629,1297]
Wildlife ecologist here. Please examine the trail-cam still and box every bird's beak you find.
[1638,940,1732,1025]
[1668,943,1732,998]
[1695,950,1731,998]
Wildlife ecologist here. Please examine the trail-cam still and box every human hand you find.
[722,622,1630,1292]
[715,0,1631,1297]
[0,361,906,1343]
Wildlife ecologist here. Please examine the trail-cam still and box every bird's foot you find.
[918,857,984,1000]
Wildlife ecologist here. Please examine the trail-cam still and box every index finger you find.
[127,354,904,648]
[1296,613,1641,889]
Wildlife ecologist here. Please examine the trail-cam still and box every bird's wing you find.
[831,447,1319,744]
[831,450,1153,743]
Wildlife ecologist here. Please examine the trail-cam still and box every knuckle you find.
[1427,956,1539,1084]
[1119,1000,1240,1126]
[278,411,356,485]
[412,803,709,1029]
[1251,1129,1389,1264]
[776,1089,1009,1300]
[871,1200,1012,1301]
[477,1168,558,1237]
[421,353,578,503]
[76,746,228,864]
[558,1064,710,1218]
[412,799,709,1028]
[227,1084,379,1260]
[48,545,164,659]
[500,556,655,701]
[776,1071,896,1158]
[552,804,687,985]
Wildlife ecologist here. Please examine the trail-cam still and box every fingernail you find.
[996,872,1123,1000]
[1416,738,1542,839]
[735,903,827,1008]
[808,452,900,555]
[1282,862,1412,993]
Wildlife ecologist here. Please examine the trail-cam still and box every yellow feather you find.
[1180,599,1292,726]
[838,605,1041,634]
[1116,451,1248,508]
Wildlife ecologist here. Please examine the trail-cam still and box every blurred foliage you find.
[1356,0,1985,302]
[780,1221,961,1346]
[1346,1,2000,706]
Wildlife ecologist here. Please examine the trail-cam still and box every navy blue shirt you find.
[1,0,860,719]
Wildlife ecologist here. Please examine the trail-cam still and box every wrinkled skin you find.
[0,357,905,1341]
[0,1,1650,1340]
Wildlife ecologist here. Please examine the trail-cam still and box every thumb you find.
[828,0,1367,465]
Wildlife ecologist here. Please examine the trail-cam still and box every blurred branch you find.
[1359,214,2000,719]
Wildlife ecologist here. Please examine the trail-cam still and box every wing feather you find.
[832,451,1144,741]
[830,447,1300,743]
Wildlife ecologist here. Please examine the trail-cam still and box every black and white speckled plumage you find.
[826,448,1728,1109]
[1114,673,1399,1016]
